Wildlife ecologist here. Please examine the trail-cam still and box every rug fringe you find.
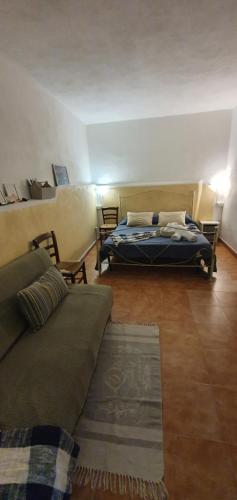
[110,321,158,327]
[75,466,168,500]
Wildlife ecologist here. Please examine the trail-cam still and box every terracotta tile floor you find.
[72,242,237,500]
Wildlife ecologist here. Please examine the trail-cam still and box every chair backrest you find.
[32,231,60,264]
[101,206,119,225]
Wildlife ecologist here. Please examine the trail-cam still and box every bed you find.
[96,189,217,279]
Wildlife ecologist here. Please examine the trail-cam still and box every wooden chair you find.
[32,231,87,284]
[99,206,119,242]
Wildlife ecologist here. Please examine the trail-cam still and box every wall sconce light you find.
[209,167,231,205]
[96,185,109,206]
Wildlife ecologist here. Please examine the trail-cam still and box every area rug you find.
[74,322,168,500]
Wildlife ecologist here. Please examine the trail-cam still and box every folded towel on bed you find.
[161,223,198,242]
[160,227,176,237]
[171,232,182,241]
[167,222,200,233]
[172,230,197,242]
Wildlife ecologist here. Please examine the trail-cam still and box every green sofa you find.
[0,248,112,433]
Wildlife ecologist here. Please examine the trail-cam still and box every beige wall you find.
[100,182,216,222]
[0,185,96,268]
[1,181,215,269]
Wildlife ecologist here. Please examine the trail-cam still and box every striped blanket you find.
[111,224,199,246]
[111,229,160,246]
[0,425,79,499]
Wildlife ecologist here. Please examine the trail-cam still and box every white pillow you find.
[158,211,186,227]
[127,212,154,226]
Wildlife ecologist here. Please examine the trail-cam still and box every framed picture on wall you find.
[52,165,70,186]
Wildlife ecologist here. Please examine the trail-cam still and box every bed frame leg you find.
[208,227,218,280]
[108,254,112,271]
[95,227,102,276]
[208,253,215,279]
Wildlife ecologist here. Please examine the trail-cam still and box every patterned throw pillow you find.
[17,266,68,331]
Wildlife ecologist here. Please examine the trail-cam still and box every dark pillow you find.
[17,266,68,331]
[185,213,194,224]
[119,213,158,225]
[119,217,127,225]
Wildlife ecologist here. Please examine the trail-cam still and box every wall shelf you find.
[0,197,56,213]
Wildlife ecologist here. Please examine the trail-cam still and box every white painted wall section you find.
[221,108,237,252]
[87,110,232,185]
[0,52,91,197]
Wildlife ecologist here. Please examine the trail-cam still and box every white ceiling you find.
[0,0,237,124]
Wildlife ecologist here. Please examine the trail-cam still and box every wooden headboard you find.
[120,189,196,218]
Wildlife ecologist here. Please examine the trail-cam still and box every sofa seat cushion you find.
[0,284,112,433]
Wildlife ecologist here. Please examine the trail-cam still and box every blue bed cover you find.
[99,223,212,265]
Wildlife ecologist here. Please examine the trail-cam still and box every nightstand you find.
[198,220,220,244]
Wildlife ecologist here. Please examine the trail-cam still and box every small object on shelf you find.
[29,180,56,200]
[0,189,7,206]
[27,178,37,187]
[3,183,20,203]
[198,220,220,243]
[52,164,69,186]
[0,184,29,206]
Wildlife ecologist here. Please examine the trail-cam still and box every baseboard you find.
[80,239,96,260]
[219,237,237,257]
